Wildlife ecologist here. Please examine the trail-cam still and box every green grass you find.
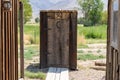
[77,53,105,61]
[86,39,106,44]
[77,44,89,48]
[25,70,46,79]
[24,24,39,35]
[18,24,40,44]
[78,25,107,39]
[18,24,107,45]
[23,46,39,60]
[77,50,84,53]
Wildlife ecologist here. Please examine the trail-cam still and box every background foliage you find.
[78,0,104,26]
[21,0,32,23]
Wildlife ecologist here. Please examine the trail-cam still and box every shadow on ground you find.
[25,63,48,73]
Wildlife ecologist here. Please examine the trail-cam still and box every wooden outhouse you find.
[40,10,77,70]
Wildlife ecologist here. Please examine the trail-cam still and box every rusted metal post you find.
[19,2,24,78]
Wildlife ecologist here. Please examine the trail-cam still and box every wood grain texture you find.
[69,12,77,70]
[40,12,48,68]
[0,0,3,80]
[107,0,120,80]
[106,0,112,80]
[40,11,77,69]
[40,10,77,69]
[47,17,69,67]
[0,0,18,80]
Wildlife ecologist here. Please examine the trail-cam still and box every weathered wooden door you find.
[107,0,120,80]
[40,10,77,69]
[47,12,69,67]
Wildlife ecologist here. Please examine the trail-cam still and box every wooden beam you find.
[69,12,77,70]
[106,0,112,80]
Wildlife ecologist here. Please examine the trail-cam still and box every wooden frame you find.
[2,0,120,79]
[107,0,120,80]
[0,0,18,80]
[111,0,119,49]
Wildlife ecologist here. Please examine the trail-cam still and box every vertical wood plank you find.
[14,0,18,79]
[0,0,3,79]
[10,1,14,78]
[5,12,9,80]
[61,19,69,67]
[112,50,116,80]
[69,12,77,70]
[106,0,112,80]
[47,18,56,66]
[2,5,5,80]
[40,12,48,68]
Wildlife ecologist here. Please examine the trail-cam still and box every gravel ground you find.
[69,59,106,80]
[69,69,105,80]
[22,44,107,80]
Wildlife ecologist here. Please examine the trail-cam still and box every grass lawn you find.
[77,24,107,39]
[77,53,105,61]
[18,24,107,45]
[25,70,46,80]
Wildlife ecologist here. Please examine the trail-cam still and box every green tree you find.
[100,11,108,24]
[77,17,84,24]
[35,17,40,23]
[21,0,32,23]
[78,0,104,26]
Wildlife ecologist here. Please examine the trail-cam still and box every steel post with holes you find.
[19,1,24,79]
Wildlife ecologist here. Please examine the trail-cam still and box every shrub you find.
[78,25,107,39]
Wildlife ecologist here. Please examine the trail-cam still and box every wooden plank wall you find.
[0,0,18,80]
[107,0,120,80]
[47,12,70,68]
[40,10,77,70]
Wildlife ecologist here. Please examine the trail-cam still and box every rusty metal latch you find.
[2,1,12,11]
